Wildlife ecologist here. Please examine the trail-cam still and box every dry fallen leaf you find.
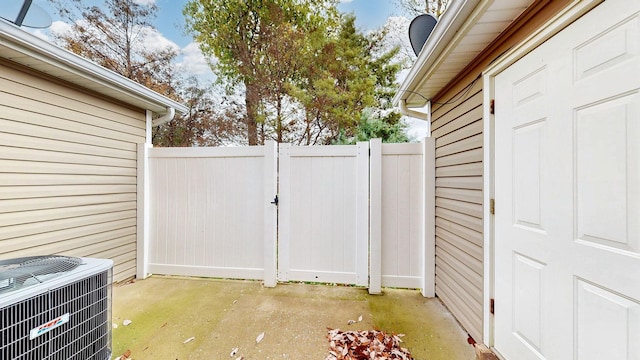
[230,347,239,357]
[183,336,195,344]
[256,332,265,344]
[358,315,363,322]
[122,319,132,326]
[347,319,356,325]
[325,329,413,360]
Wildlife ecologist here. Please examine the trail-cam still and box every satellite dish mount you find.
[15,0,33,27]
[0,0,52,29]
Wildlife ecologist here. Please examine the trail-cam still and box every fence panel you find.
[147,143,277,282]
[278,143,369,285]
[379,143,426,288]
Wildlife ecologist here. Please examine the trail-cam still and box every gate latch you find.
[271,195,279,206]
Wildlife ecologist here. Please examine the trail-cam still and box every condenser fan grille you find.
[0,256,82,293]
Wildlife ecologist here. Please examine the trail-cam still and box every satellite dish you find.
[408,14,437,56]
[0,0,52,29]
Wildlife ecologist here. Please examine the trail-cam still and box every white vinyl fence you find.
[146,144,277,286]
[143,139,435,295]
[380,143,430,289]
[278,143,370,286]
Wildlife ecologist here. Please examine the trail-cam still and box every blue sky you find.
[16,0,426,139]
[155,0,407,47]
[338,0,410,31]
[24,0,411,79]
[27,0,406,48]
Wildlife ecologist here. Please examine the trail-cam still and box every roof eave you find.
[393,0,481,108]
[0,19,188,117]
[393,0,537,109]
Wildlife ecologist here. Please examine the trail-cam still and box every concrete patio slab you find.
[111,276,475,360]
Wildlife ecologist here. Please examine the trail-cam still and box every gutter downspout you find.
[399,99,430,121]
[152,107,176,127]
[399,99,431,136]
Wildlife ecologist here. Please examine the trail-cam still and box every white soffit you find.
[395,0,535,108]
[0,19,187,116]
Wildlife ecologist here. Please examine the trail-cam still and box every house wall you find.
[429,0,572,343]
[0,60,146,281]
[431,78,484,342]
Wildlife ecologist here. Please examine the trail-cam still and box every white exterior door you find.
[494,0,640,359]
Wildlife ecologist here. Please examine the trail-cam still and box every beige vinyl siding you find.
[0,62,145,281]
[431,78,484,342]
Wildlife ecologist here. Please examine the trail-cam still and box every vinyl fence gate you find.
[143,139,435,295]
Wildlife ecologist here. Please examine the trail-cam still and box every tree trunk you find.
[245,82,259,145]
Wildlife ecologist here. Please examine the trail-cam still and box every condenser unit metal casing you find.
[0,256,113,360]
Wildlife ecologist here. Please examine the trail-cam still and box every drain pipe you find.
[152,107,176,127]
[399,99,430,122]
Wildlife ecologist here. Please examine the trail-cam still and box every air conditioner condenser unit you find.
[0,256,113,360]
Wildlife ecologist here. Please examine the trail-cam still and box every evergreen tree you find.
[184,0,337,145]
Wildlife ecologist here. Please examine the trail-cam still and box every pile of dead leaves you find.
[326,328,414,360]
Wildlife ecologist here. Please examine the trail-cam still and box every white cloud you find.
[31,19,213,81]
[28,20,71,44]
[49,20,73,37]
[50,18,180,54]
[133,0,156,5]
[30,28,51,42]
[137,27,180,53]
[176,42,216,80]
[383,16,415,63]
[405,117,429,140]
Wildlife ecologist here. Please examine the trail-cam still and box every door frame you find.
[481,0,604,351]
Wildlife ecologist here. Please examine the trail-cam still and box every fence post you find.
[369,138,382,294]
[277,143,291,282]
[136,143,150,279]
[355,142,370,286]
[422,137,436,297]
[263,140,278,287]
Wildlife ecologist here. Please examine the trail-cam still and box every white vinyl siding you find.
[0,62,145,281]
[431,78,484,342]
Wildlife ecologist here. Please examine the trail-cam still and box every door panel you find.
[576,94,639,252]
[494,0,640,359]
